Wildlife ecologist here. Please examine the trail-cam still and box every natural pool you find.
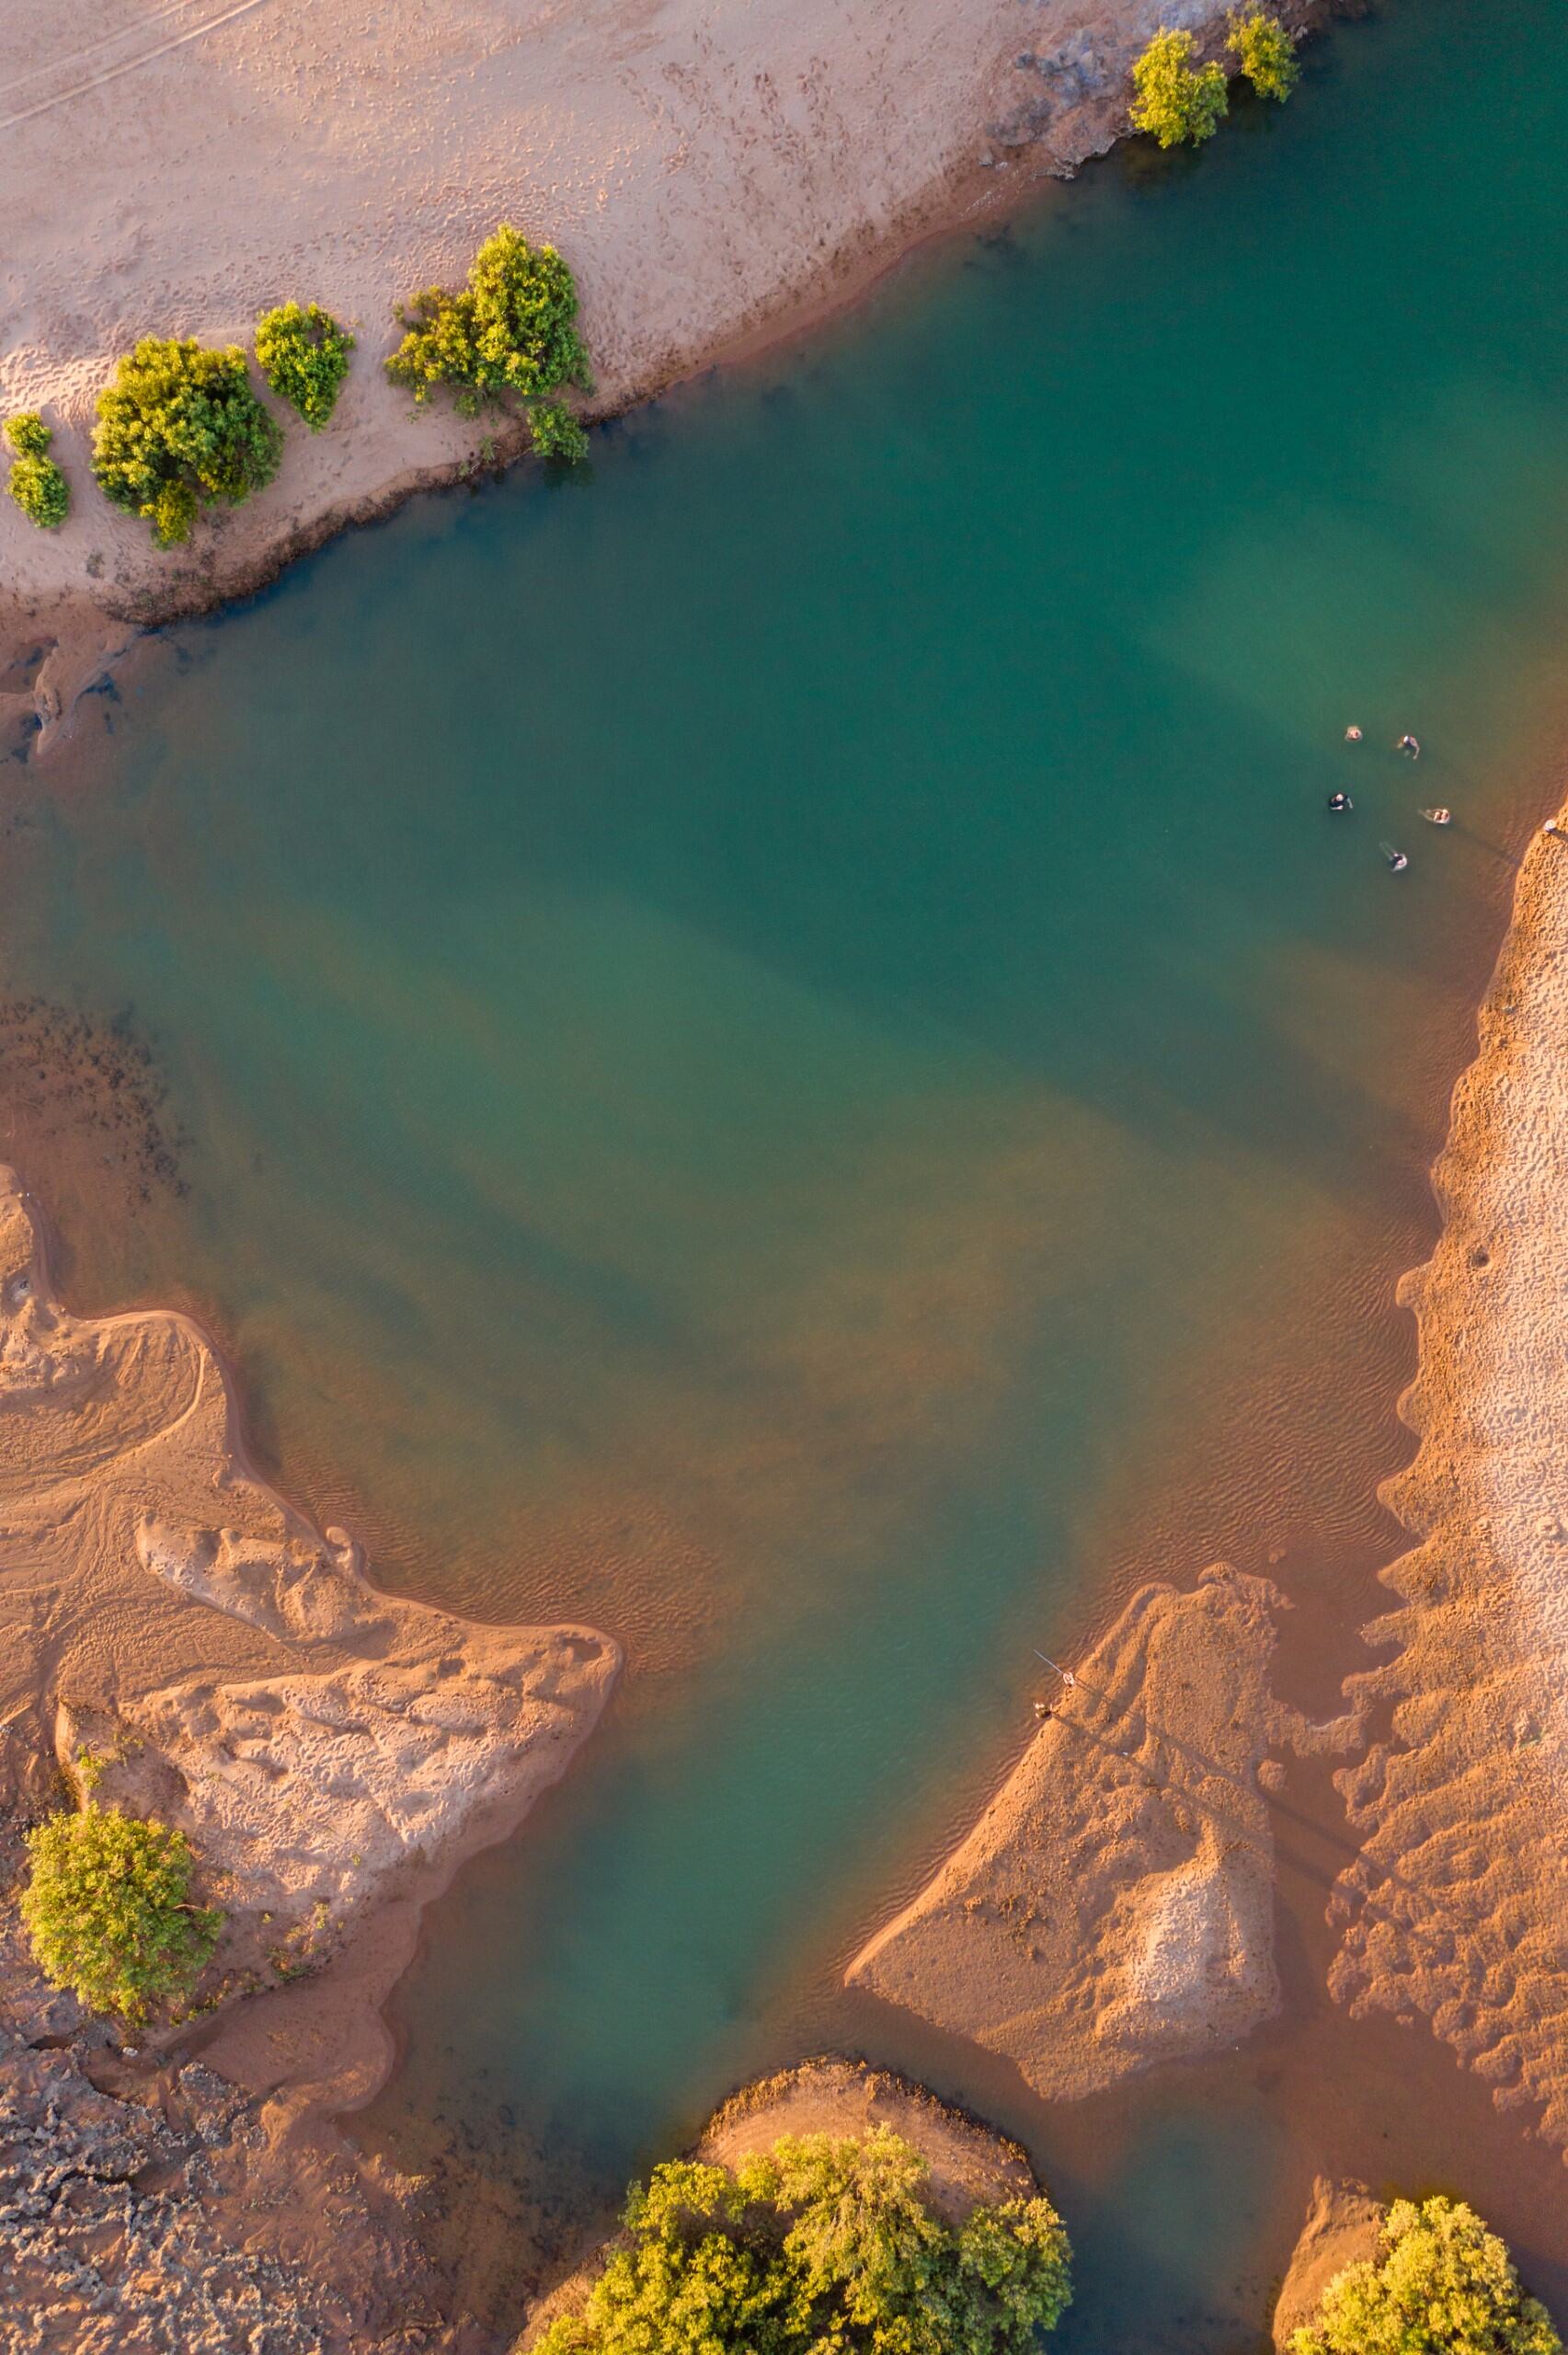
[7,0,1568,2339]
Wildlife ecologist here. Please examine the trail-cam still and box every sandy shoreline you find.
[0,0,1331,755]
[1327,802,1568,2157]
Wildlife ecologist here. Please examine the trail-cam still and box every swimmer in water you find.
[1383,843,1409,871]
[1328,791,1353,813]
[1345,725,1363,742]
[1420,807,1451,826]
[1397,733,1421,758]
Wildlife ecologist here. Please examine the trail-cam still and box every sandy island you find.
[1327,805,1568,2159]
[0,1162,619,2350]
[848,1566,1352,2099]
[517,2055,1041,2349]
[0,0,1322,752]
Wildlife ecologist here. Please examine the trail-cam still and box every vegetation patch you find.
[1290,2196,1562,2355]
[537,2126,1071,2355]
[19,1805,223,2027]
[256,301,355,430]
[93,336,283,547]
[385,223,591,459]
[4,412,70,529]
[1229,6,1299,101]
[1129,29,1230,148]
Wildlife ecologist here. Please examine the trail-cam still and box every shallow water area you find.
[7,0,1568,2338]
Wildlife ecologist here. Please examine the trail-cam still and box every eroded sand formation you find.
[849,1567,1349,2098]
[0,0,1321,751]
[0,1159,618,2344]
[1327,813,1568,2154]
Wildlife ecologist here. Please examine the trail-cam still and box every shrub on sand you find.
[1130,29,1229,148]
[255,301,355,430]
[1289,2196,1562,2355]
[529,397,589,466]
[4,414,69,528]
[20,1805,223,2027]
[536,2126,1072,2355]
[385,224,591,457]
[1228,6,1300,100]
[93,336,282,546]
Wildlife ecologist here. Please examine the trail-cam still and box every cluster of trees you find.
[1131,6,1300,151]
[536,2129,1072,2355]
[5,224,589,542]
[1290,2197,1561,2355]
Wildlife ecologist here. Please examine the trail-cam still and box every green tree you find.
[4,411,52,459]
[19,1806,223,2027]
[92,336,282,546]
[1228,6,1299,100]
[4,414,69,528]
[255,301,355,430]
[385,223,591,457]
[1290,2197,1561,2355]
[529,397,589,466]
[536,2127,1071,2355]
[1129,28,1229,148]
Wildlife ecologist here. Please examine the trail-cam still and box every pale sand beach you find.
[1329,807,1568,2158]
[0,0,1305,749]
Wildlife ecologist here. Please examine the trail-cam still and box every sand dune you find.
[1328,811,1568,2155]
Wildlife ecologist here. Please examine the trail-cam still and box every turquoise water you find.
[9,0,1568,2338]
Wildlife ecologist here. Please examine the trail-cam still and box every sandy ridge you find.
[1326,807,1568,2155]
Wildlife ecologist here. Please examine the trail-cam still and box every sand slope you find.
[0,0,1273,747]
[848,1567,1346,2099]
[1328,813,1568,2155]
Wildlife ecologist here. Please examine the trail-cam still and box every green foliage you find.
[1129,29,1229,148]
[536,2126,1071,2355]
[92,336,282,546]
[255,301,355,430]
[19,1806,223,2026]
[1290,2197,1562,2355]
[4,410,52,458]
[1228,6,1299,100]
[529,397,589,466]
[385,224,591,421]
[8,454,69,529]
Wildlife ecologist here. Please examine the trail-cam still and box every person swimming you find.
[1345,725,1363,742]
[1328,791,1353,812]
[1397,733,1421,758]
[1420,807,1451,826]
[1383,842,1409,870]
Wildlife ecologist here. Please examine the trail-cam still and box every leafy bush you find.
[1229,6,1299,100]
[4,410,52,459]
[1130,29,1229,148]
[9,454,70,528]
[385,224,590,456]
[92,336,283,546]
[1290,2197,1561,2355]
[537,2126,1071,2355]
[530,397,589,466]
[20,1806,223,2026]
[255,301,355,430]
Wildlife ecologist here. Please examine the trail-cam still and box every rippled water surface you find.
[7,0,1568,2337]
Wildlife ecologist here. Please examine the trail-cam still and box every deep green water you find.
[9,0,1568,2339]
